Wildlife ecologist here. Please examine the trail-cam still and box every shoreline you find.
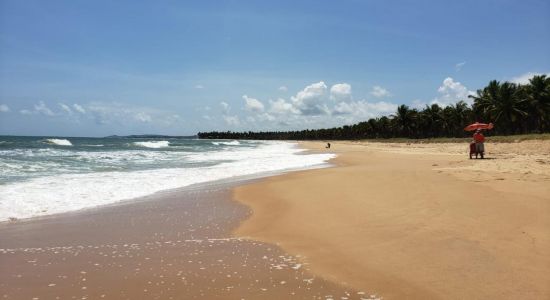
[0,154,334,225]
[0,164,368,299]
[232,140,550,299]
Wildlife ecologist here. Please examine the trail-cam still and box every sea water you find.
[0,136,335,222]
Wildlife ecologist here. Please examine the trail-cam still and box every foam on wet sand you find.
[0,182,374,299]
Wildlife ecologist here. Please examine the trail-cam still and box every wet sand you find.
[233,140,550,299]
[0,181,373,299]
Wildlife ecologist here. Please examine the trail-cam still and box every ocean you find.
[0,136,334,222]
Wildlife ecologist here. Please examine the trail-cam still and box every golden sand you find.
[233,140,550,299]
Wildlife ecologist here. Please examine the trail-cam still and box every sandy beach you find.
[233,140,550,299]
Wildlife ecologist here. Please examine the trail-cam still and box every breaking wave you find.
[45,139,73,146]
[133,141,170,148]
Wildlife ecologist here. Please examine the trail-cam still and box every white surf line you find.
[0,237,249,254]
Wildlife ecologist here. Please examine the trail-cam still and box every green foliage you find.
[198,75,550,140]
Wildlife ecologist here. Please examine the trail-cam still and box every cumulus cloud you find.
[333,100,397,117]
[219,101,240,126]
[510,72,550,85]
[290,81,328,115]
[0,104,10,112]
[330,83,352,101]
[269,98,299,115]
[243,95,265,113]
[234,81,403,130]
[370,86,391,98]
[278,86,288,92]
[432,77,474,106]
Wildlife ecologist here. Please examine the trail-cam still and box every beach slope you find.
[233,140,550,299]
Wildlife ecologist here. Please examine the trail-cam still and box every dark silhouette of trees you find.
[198,75,550,140]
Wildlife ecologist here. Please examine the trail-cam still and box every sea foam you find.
[45,139,73,146]
[212,140,240,146]
[133,141,170,148]
[0,141,335,221]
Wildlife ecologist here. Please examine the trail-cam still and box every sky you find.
[1,0,549,137]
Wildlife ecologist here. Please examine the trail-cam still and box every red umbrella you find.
[464,122,494,131]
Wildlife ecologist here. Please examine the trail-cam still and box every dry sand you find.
[233,140,550,299]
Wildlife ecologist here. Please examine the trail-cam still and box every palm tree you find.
[391,104,417,137]
[525,75,550,132]
[419,104,443,137]
[470,81,528,134]
[470,80,500,122]
[451,101,473,136]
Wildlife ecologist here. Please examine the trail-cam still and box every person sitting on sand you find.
[473,129,485,158]
[326,142,331,149]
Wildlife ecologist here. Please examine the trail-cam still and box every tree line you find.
[198,75,550,140]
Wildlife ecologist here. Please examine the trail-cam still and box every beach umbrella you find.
[464,122,494,131]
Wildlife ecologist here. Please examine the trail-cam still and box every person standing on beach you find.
[473,129,485,158]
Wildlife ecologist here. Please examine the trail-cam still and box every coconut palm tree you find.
[418,104,443,137]
[391,104,417,137]
[525,75,550,132]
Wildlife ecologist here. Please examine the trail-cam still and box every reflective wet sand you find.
[0,182,375,299]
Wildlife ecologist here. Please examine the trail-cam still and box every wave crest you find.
[133,141,170,148]
[45,139,73,146]
[212,140,240,146]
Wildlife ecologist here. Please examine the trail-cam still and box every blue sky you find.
[1,0,549,136]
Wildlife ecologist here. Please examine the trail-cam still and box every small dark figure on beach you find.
[326,142,331,149]
[473,129,485,159]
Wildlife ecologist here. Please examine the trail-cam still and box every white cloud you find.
[19,101,55,116]
[370,86,391,98]
[269,98,299,115]
[223,115,240,126]
[134,112,152,123]
[34,101,55,116]
[219,101,239,126]
[86,102,182,126]
[510,72,550,85]
[195,84,204,89]
[220,101,230,114]
[291,81,328,115]
[59,103,73,114]
[433,77,474,106]
[243,95,265,113]
[278,86,288,92]
[455,61,466,72]
[333,100,397,117]
[411,99,426,109]
[0,104,10,112]
[330,83,352,101]
[235,81,402,131]
[73,104,86,114]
